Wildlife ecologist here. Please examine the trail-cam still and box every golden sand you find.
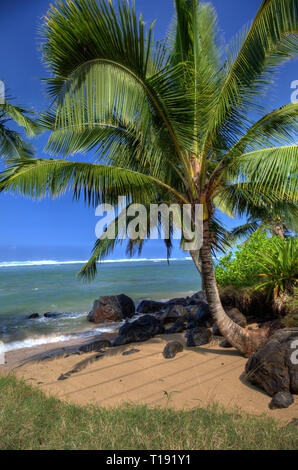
[2,332,297,422]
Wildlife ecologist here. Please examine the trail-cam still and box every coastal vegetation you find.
[215,231,297,322]
[0,0,297,358]
[215,231,284,288]
[0,374,297,450]
[254,237,297,300]
[282,287,298,327]
[216,232,297,293]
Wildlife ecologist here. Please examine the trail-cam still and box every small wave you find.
[3,325,118,352]
[0,258,192,268]
[3,334,79,352]
[34,311,88,322]
[0,260,88,268]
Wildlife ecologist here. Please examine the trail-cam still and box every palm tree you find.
[0,0,297,357]
[230,201,298,241]
[0,98,40,161]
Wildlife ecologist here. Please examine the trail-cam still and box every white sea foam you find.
[0,260,88,268]
[3,334,79,352]
[0,258,192,268]
[3,325,118,352]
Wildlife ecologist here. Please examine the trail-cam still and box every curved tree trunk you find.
[200,218,270,357]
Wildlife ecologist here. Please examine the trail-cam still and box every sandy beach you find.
[1,332,297,422]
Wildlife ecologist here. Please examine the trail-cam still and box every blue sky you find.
[0,0,297,261]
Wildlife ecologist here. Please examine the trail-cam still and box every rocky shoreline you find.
[86,291,249,347]
[5,290,298,411]
[2,328,297,420]
[85,291,298,409]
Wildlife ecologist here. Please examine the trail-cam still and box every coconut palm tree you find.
[0,0,297,356]
[0,98,40,161]
[230,201,298,241]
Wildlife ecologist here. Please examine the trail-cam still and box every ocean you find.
[0,258,201,352]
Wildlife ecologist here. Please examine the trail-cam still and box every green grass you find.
[0,374,297,450]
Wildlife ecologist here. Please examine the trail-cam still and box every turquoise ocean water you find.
[0,259,201,352]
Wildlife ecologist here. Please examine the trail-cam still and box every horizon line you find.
[0,257,194,268]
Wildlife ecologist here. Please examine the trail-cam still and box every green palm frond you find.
[78,203,129,281]
[0,124,36,161]
[79,199,177,280]
[2,102,41,137]
[230,220,261,241]
[173,0,194,65]
[42,0,163,95]
[41,109,187,197]
[223,103,298,160]
[230,146,298,200]
[0,157,187,206]
[229,199,298,244]
[204,0,298,150]
[0,100,40,161]
[214,181,291,219]
[192,1,223,157]
[50,59,193,159]
[209,215,232,255]
[41,0,196,184]
[171,1,223,158]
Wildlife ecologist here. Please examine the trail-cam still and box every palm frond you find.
[224,103,298,159]
[0,125,35,161]
[2,102,41,137]
[205,0,298,149]
[0,100,40,162]
[42,0,163,95]
[230,146,298,201]
[78,203,129,281]
[171,1,223,157]
[230,220,262,241]
[79,199,176,280]
[41,0,195,180]
[214,181,292,219]
[43,113,188,196]
[209,215,232,255]
[0,157,186,206]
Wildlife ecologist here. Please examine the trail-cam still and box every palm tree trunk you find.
[200,218,269,357]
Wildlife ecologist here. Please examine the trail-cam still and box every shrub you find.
[215,231,279,288]
[281,287,298,327]
[255,237,298,300]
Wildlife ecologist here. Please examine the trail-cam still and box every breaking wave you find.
[2,325,118,352]
[0,258,192,268]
